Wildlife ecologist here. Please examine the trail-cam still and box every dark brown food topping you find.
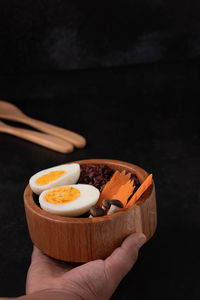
[78,164,114,191]
[78,164,140,193]
[90,205,105,217]
[102,199,111,209]
[102,198,124,209]
[108,199,124,208]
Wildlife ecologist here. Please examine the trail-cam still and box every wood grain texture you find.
[0,100,86,148]
[0,120,74,153]
[24,159,157,262]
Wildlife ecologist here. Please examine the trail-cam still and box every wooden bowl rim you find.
[24,158,154,224]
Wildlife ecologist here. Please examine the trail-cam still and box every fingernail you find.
[136,233,146,248]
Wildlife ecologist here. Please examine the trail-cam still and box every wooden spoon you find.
[0,120,74,153]
[0,100,86,148]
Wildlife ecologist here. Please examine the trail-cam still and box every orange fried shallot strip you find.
[126,174,153,208]
[96,170,131,206]
[112,180,135,207]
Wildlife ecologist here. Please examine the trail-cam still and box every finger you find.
[105,233,146,285]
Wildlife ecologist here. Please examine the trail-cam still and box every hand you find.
[26,233,146,300]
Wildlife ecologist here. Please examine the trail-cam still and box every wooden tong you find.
[0,100,86,153]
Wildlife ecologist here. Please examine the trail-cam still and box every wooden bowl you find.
[24,159,157,262]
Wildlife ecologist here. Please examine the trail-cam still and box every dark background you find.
[1,0,200,74]
[0,1,200,299]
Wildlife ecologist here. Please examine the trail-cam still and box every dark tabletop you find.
[0,60,199,299]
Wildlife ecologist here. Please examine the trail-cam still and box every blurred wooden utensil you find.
[0,100,86,148]
[0,120,74,153]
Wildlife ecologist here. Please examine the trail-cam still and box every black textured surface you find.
[0,60,199,299]
[1,0,200,73]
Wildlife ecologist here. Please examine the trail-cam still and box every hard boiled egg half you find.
[29,163,80,195]
[39,184,100,217]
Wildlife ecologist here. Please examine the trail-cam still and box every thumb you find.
[104,233,146,285]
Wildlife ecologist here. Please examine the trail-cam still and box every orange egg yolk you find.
[44,186,80,204]
[36,170,66,186]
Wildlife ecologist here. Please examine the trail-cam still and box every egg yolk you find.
[36,171,66,186]
[44,186,80,204]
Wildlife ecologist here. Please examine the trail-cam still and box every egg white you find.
[29,163,80,195]
[39,184,100,217]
